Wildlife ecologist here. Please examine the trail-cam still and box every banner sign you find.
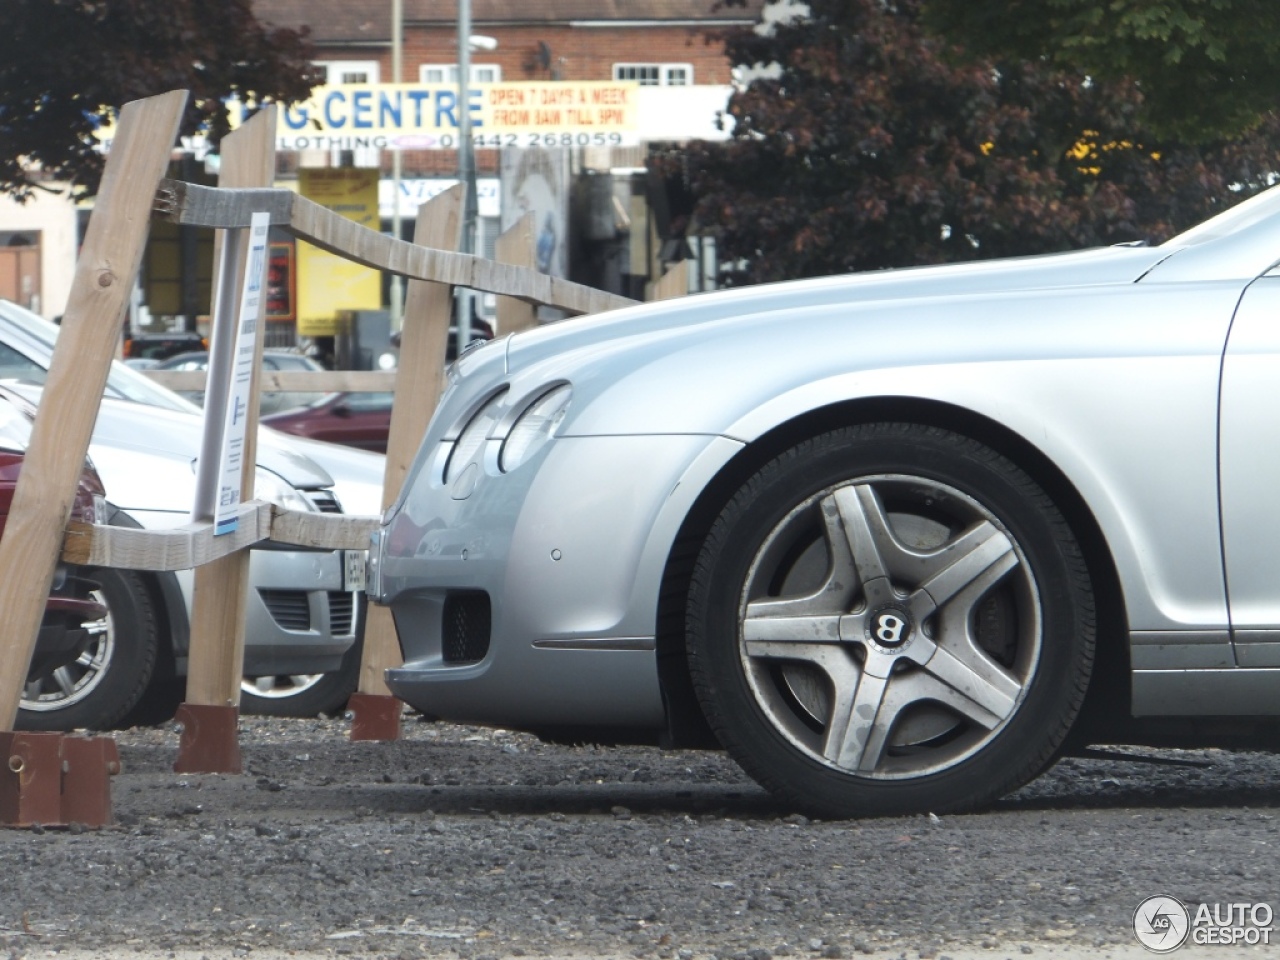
[211,212,269,536]
[235,82,639,151]
[296,168,381,336]
[95,83,735,156]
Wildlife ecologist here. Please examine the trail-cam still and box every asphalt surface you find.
[0,716,1277,960]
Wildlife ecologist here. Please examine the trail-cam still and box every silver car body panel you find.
[373,187,1280,729]
[1220,278,1280,638]
[280,434,387,517]
[382,433,743,727]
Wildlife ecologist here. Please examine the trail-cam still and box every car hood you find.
[6,386,334,514]
[505,243,1174,372]
[280,434,387,516]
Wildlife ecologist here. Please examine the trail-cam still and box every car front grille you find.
[329,591,355,635]
[305,490,343,514]
[442,591,491,664]
[260,590,310,631]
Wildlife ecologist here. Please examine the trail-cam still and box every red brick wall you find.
[315,23,739,86]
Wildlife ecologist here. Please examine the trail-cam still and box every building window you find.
[613,63,693,86]
[315,60,380,84]
[420,64,503,84]
[303,61,382,167]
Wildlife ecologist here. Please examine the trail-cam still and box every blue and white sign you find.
[213,212,270,536]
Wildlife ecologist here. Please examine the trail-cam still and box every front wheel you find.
[686,424,1095,818]
[18,567,161,731]
[239,597,364,717]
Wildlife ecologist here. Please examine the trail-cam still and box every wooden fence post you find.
[647,260,690,301]
[495,212,538,334]
[175,108,277,774]
[0,91,187,732]
[350,185,465,741]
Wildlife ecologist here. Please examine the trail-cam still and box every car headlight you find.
[499,384,572,473]
[444,390,507,484]
[254,467,316,513]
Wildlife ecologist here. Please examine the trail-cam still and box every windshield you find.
[0,300,199,413]
[1163,182,1280,248]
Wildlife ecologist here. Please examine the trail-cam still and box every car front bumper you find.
[372,432,742,732]
[127,508,361,676]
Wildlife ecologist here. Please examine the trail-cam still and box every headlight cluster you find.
[499,384,572,472]
[254,467,317,513]
[444,390,508,484]
[443,384,572,483]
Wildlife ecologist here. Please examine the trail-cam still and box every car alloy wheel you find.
[687,423,1095,818]
[18,567,160,731]
[239,611,363,717]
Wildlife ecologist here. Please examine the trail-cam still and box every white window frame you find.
[315,60,380,84]
[612,63,694,86]
[419,63,503,84]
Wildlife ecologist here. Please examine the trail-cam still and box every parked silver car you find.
[371,184,1280,818]
[152,348,328,414]
[0,300,384,728]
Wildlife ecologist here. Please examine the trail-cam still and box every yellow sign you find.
[235,82,639,151]
[296,168,381,337]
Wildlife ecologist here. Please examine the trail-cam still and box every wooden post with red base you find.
[348,692,403,742]
[0,731,120,828]
[172,703,242,774]
[60,735,120,826]
[348,190,464,744]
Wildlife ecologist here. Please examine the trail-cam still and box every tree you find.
[0,0,320,201]
[652,0,1280,286]
[922,0,1280,142]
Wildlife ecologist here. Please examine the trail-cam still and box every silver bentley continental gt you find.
[368,185,1280,818]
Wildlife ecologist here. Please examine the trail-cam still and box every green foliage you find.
[923,0,1280,141]
[0,0,320,201]
[653,0,1280,285]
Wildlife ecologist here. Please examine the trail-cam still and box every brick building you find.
[242,0,762,322]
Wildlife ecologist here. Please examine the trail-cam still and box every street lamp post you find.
[456,0,476,359]
[389,0,404,331]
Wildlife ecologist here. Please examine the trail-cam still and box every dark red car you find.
[262,391,393,453]
[0,387,109,683]
[259,321,495,453]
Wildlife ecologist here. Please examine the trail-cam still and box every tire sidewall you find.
[18,566,160,732]
[688,423,1093,818]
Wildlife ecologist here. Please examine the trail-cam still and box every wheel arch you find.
[104,504,189,668]
[655,396,1130,749]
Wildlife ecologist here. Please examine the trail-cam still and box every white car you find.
[0,300,385,729]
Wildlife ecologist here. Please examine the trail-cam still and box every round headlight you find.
[500,385,572,473]
[444,391,507,483]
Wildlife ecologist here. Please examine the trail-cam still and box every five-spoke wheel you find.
[688,424,1095,818]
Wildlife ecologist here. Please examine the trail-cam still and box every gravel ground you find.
[0,716,1277,960]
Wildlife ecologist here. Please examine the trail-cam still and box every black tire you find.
[239,596,364,717]
[686,423,1095,818]
[18,567,161,732]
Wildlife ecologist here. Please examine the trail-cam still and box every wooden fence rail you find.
[60,503,380,570]
[154,179,636,316]
[144,369,397,394]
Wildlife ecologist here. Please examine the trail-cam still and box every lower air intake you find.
[442,591,491,664]
[260,590,310,631]
[328,591,355,635]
